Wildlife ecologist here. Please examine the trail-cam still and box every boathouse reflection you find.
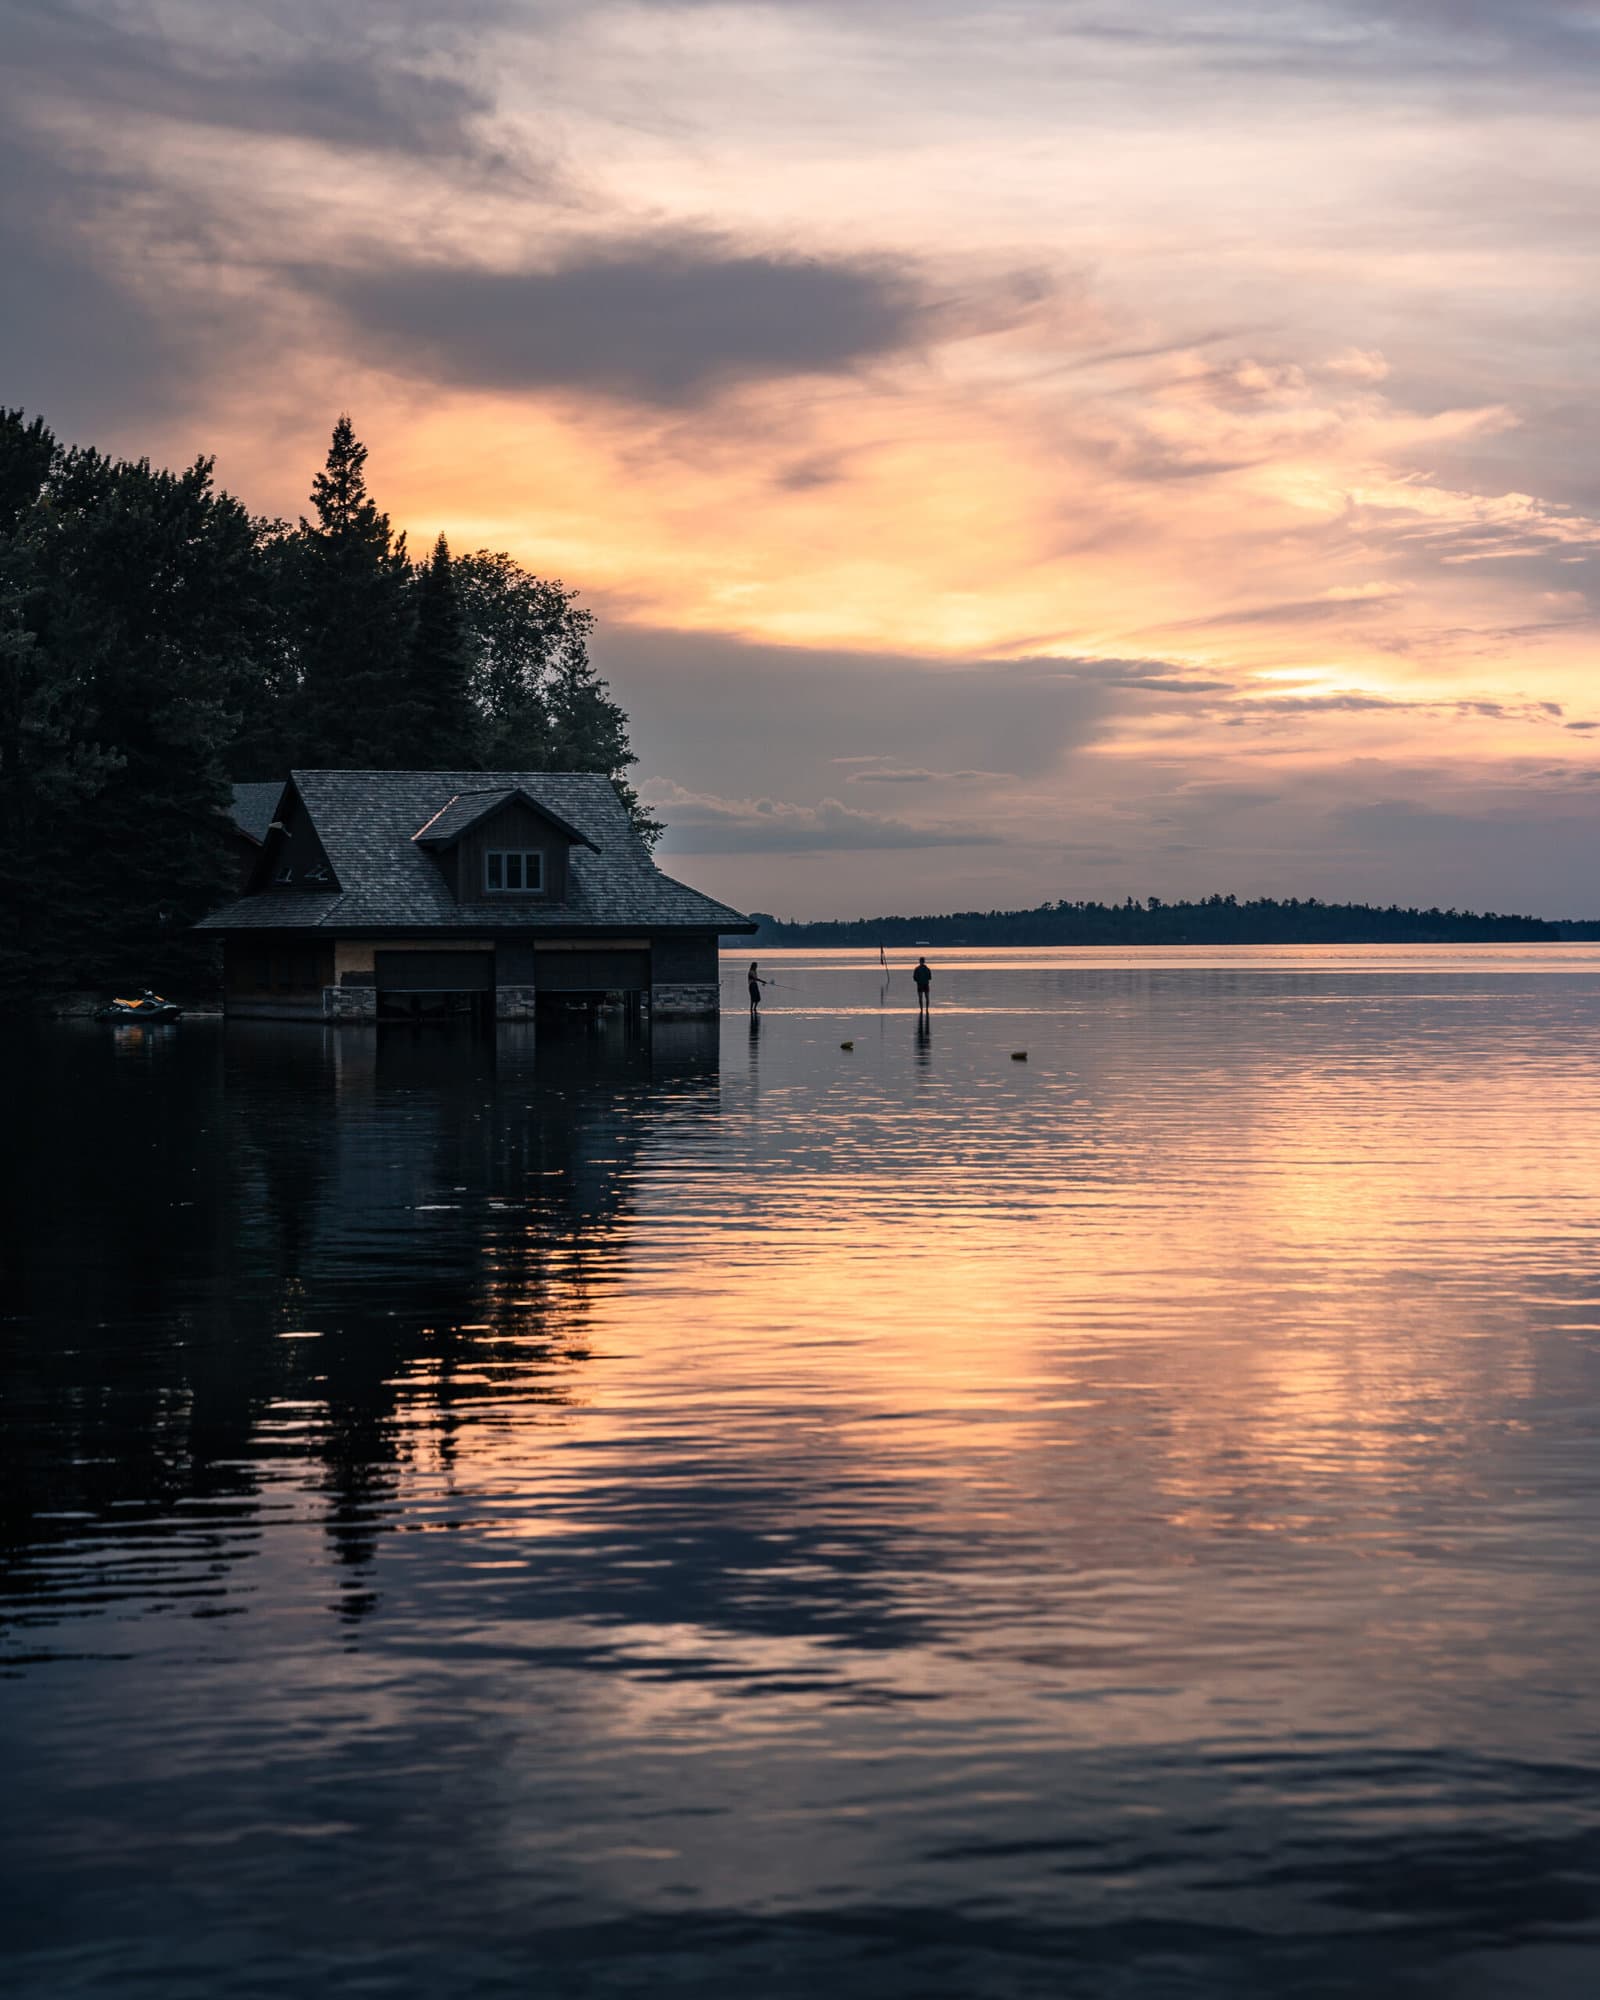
[229,1019,722,1615]
[0,1020,721,1625]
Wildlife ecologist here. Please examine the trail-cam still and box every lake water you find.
[5,946,1600,1996]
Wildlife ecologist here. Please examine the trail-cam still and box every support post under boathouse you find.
[201,770,754,1022]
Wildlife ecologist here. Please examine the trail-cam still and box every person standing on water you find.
[913,957,932,1016]
[748,962,766,1014]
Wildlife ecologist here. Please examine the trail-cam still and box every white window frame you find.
[484,849,545,894]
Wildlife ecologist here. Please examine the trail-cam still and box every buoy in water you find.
[1011,1050,1028,1061]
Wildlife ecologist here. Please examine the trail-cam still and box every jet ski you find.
[98,990,182,1023]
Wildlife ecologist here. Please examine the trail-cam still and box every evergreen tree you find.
[0,410,117,990]
[43,448,270,985]
[0,408,53,524]
[226,518,304,781]
[294,416,414,765]
[0,415,273,992]
[399,534,476,766]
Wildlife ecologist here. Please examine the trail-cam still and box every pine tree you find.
[0,409,125,990]
[399,534,476,766]
[294,416,414,766]
[226,518,304,781]
[41,448,270,985]
[0,416,273,992]
[0,408,53,525]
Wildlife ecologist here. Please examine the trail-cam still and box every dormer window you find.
[485,849,544,894]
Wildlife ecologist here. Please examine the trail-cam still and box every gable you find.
[245,782,340,894]
[412,784,598,853]
[440,795,574,904]
[464,794,577,856]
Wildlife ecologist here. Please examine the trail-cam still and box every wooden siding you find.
[334,938,493,976]
[497,939,539,985]
[375,949,495,993]
[224,937,335,996]
[534,946,651,992]
[452,799,570,906]
[651,934,719,986]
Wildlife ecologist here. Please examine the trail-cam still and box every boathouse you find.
[198,770,753,1022]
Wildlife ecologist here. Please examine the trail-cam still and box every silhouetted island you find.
[741,896,1600,948]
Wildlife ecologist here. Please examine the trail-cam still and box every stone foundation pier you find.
[649,982,721,1019]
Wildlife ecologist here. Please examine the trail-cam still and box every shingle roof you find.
[412,785,597,851]
[229,781,288,845]
[207,889,350,930]
[198,769,753,935]
[410,787,519,843]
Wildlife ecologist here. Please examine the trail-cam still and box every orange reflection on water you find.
[387,955,1600,1604]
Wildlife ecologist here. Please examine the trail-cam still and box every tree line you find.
[746,894,1596,947]
[0,408,658,995]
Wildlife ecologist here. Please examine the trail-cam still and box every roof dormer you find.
[411,786,599,906]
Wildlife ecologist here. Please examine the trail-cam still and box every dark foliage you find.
[452,547,662,847]
[1,411,272,993]
[292,414,416,767]
[400,533,476,767]
[745,894,1584,948]
[0,408,661,1000]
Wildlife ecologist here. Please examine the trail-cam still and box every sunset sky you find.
[5,0,1598,917]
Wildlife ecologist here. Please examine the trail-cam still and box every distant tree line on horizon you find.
[744,895,1600,948]
[0,407,657,995]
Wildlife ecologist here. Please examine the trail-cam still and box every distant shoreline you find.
[733,897,1600,949]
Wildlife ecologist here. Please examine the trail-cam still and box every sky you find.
[4,0,1599,918]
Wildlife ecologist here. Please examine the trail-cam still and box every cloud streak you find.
[4,0,505,159]
[643,783,1005,854]
[309,241,931,405]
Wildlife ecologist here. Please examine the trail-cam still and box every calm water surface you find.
[5,947,1600,1996]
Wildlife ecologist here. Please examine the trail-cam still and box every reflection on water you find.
[5,949,1600,1997]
